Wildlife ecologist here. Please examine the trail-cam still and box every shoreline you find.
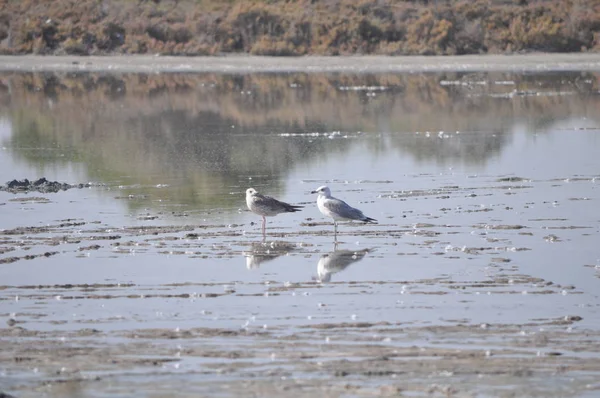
[2,53,600,73]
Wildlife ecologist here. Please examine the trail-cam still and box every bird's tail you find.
[285,204,304,213]
[363,217,377,224]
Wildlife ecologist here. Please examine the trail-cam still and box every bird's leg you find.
[334,221,338,241]
[262,216,266,237]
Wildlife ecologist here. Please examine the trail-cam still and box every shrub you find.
[62,37,87,54]
[1,0,600,55]
[98,22,125,51]
[250,36,296,55]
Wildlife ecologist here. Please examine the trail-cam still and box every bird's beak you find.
[310,190,317,194]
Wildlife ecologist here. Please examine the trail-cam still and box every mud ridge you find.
[1,178,95,194]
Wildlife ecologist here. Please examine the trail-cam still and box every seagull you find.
[311,185,377,239]
[246,188,303,236]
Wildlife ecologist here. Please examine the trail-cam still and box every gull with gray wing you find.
[246,188,303,236]
[311,185,377,239]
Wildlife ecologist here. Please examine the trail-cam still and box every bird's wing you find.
[253,193,290,212]
[323,197,365,220]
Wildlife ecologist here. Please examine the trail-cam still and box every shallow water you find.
[1,65,600,397]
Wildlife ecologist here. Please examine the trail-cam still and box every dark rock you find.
[7,179,30,189]
[33,177,48,186]
[1,178,92,194]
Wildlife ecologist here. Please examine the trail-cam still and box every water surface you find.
[1,66,599,397]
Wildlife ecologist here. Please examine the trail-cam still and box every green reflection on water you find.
[1,70,599,212]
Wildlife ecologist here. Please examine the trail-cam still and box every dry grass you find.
[0,0,599,55]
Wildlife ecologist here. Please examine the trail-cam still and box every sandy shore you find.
[2,53,600,73]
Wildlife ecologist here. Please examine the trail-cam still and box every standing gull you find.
[246,188,303,236]
[311,185,377,239]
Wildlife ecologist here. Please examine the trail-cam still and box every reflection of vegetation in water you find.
[385,131,508,168]
[1,70,599,210]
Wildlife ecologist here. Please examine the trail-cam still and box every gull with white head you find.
[311,185,377,239]
[246,188,303,236]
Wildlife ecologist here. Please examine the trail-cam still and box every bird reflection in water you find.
[244,241,297,269]
[316,245,373,283]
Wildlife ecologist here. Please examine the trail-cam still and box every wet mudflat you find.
[1,58,600,397]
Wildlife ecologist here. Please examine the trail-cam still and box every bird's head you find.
[311,185,331,197]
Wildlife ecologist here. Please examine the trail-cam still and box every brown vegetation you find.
[0,0,599,56]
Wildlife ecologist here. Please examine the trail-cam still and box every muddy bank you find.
[1,180,599,397]
[3,54,600,73]
[1,318,599,397]
[0,178,93,194]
